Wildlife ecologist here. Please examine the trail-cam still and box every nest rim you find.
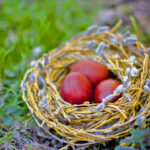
[21,20,150,147]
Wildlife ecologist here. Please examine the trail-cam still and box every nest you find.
[21,20,150,149]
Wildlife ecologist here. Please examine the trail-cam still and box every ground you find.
[0,0,150,149]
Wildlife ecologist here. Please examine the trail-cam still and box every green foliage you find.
[123,5,132,13]
[0,128,15,145]
[129,16,139,36]
[141,33,150,46]
[116,146,136,150]
[129,16,150,46]
[116,127,150,150]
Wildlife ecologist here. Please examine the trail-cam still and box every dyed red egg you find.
[60,72,93,105]
[70,60,109,87]
[94,79,122,103]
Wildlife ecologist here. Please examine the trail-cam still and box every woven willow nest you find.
[21,20,150,148]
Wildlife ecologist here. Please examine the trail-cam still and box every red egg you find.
[70,60,109,87]
[60,72,93,105]
[94,79,122,103]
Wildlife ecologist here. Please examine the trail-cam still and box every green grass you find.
[0,128,16,145]
[0,0,102,79]
[0,0,102,145]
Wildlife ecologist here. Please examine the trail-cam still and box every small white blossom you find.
[37,75,46,89]
[30,60,38,67]
[38,97,50,112]
[99,26,109,33]
[123,76,128,82]
[87,40,96,48]
[130,67,138,77]
[135,115,145,125]
[146,79,150,87]
[144,85,150,92]
[140,45,145,55]
[32,46,42,59]
[95,42,105,55]
[128,56,136,64]
[38,90,45,97]
[124,82,131,90]
[147,48,150,55]
[123,30,130,38]
[38,101,43,107]
[95,42,109,55]
[125,35,137,45]
[29,73,35,81]
[42,97,48,103]
[86,24,98,35]
[110,36,118,45]
[116,32,123,38]
[105,44,109,49]
[95,103,105,112]
[126,67,132,75]
[137,107,145,115]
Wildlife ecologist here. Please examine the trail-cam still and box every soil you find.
[95,0,150,32]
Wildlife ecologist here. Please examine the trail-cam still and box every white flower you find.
[38,101,43,107]
[30,60,38,67]
[38,90,44,97]
[86,24,98,35]
[87,40,96,48]
[110,36,118,45]
[135,115,145,125]
[123,76,128,82]
[128,56,136,64]
[37,75,46,89]
[29,73,35,81]
[95,42,109,55]
[99,26,109,32]
[95,103,105,111]
[38,97,50,112]
[125,35,137,45]
[146,79,150,87]
[126,67,132,75]
[42,97,48,104]
[123,30,130,38]
[144,85,150,92]
[124,82,131,90]
[147,48,150,55]
[32,46,42,59]
[130,67,138,77]
[95,42,105,55]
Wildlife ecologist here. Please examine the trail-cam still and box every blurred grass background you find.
[0,0,102,79]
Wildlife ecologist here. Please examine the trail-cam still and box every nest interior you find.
[21,20,150,147]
